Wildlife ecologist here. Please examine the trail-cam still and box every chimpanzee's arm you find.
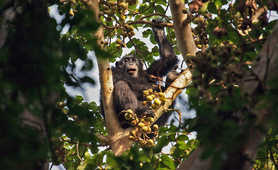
[113,81,139,113]
[113,80,152,116]
[147,20,178,77]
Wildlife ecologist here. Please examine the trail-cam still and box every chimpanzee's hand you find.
[152,19,165,43]
[144,109,155,118]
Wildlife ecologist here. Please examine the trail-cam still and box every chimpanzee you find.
[112,20,178,128]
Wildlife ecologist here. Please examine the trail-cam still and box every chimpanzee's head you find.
[116,54,143,78]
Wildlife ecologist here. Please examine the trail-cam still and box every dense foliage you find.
[1,0,278,170]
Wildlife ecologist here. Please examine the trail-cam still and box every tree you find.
[1,0,278,170]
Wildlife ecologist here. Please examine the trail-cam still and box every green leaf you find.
[139,4,149,13]
[155,5,165,14]
[75,95,84,104]
[142,29,152,38]
[200,1,209,13]
[186,87,198,97]
[177,140,187,150]
[155,0,167,5]
[215,0,222,10]
[161,155,175,169]
[88,101,97,110]
[177,135,189,141]
[208,2,217,14]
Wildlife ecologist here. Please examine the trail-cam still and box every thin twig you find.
[139,13,171,21]
[127,20,173,27]
[76,142,82,161]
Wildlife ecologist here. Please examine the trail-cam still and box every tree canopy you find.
[1,0,278,170]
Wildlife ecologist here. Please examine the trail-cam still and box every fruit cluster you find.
[121,109,158,147]
[142,89,167,110]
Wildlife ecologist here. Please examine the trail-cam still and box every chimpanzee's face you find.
[121,57,140,78]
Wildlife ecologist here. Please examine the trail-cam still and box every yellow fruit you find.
[146,95,153,101]
[193,16,204,23]
[119,2,128,9]
[160,97,167,102]
[138,122,145,128]
[153,124,159,131]
[154,98,162,105]
[197,44,202,48]
[69,9,74,16]
[143,90,149,96]
[126,109,133,114]
[142,126,148,132]
[146,117,154,123]
[146,127,152,134]
[139,139,146,145]
[143,101,148,105]
[124,113,132,120]
[131,130,137,136]
[131,119,138,126]
[62,108,68,114]
[147,139,154,146]
[116,39,122,44]
[158,92,165,98]
[120,14,126,20]
[116,44,121,48]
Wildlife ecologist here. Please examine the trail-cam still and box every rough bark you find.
[177,23,278,170]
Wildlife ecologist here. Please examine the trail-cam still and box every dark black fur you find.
[111,21,178,128]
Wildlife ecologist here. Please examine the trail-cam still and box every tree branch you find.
[169,0,197,59]
[154,69,192,121]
